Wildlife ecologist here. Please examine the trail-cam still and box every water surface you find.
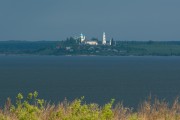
[0,56,180,107]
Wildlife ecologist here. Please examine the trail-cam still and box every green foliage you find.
[0,92,116,120]
[0,113,8,120]
[27,93,33,100]
[128,113,138,120]
[33,91,38,99]
[48,97,114,120]
[10,91,44,120]
[100,99,115,120]
[2,92,180,120]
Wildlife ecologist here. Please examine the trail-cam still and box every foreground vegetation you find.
[1,92,180,120]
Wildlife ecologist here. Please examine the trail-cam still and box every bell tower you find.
[102,32,106,45]
[80,33,85,43]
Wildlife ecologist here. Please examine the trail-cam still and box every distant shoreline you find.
[0,54,180,57]
[1,41,180,56]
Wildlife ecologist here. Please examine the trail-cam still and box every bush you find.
[1,92,180,120]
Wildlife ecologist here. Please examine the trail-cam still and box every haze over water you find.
[0,56,180,107]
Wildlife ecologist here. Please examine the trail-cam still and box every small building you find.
[85,41,98,45]
[66,47,71,50]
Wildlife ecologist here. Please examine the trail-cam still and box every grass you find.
[0,92,180,120]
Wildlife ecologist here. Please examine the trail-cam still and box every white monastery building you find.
[85,41,98,45]
[80,32,108,45]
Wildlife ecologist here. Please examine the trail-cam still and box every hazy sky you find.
[0,0,180,41]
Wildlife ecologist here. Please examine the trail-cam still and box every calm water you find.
[0,55,180,107]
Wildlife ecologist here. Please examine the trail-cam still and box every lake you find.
[0,55,180,108]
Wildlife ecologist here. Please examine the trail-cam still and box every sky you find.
[0,0,180,41]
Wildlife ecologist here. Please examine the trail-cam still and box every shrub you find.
[0,92,180,120]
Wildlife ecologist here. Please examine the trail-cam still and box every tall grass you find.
[0,92,180,120]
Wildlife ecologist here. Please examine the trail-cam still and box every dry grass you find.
[137,97,180,120]
[0,92,180,120]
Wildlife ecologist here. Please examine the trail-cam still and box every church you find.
[80,32,108,45]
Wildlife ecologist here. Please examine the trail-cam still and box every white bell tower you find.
[80,33,85,43]
[102,32,106,45]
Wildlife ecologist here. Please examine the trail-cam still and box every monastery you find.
[80,32,112,45]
